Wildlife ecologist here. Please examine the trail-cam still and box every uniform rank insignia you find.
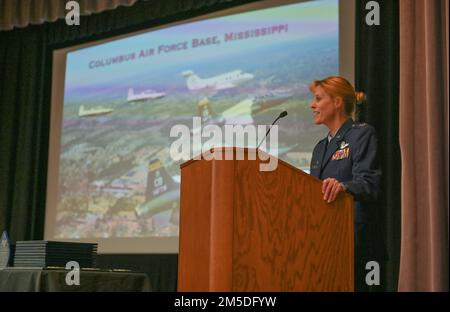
[332,141,350,160]
[340,141,349,149]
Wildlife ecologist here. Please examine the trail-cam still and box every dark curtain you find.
[355,0,401,291]
[0,0,137,31]
[0,25,50,243]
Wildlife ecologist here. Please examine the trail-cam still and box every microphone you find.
[257,110,288,149]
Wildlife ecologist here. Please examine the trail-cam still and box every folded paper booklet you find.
[13,240,97,268]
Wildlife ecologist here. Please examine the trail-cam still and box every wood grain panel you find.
[209,159,235,290]
[178,159,213,291]
[233,157,353,291]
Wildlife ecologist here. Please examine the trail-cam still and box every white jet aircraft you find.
[181,70,254,92]
[127,88,166,102]
[78,105,113,117]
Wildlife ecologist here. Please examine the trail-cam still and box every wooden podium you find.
[178,148,354,291]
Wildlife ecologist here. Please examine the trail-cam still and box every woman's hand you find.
[322,178,345,203]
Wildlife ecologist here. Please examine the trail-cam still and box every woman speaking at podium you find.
[308,76,383,291]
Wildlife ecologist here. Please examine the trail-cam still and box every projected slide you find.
[55,0,338,240]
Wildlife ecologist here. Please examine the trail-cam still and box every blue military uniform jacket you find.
[310,118,381,225]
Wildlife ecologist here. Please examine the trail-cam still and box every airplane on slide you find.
[78,105,113,117]
[181,70,254,92]
[127,88,166,102]
[134,159,179,225]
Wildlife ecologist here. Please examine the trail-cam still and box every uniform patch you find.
[332,147,350,160]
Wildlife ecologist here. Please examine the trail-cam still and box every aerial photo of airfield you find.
[55,1,338,240]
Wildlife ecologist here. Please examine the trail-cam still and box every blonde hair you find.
[309,76,366,116]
